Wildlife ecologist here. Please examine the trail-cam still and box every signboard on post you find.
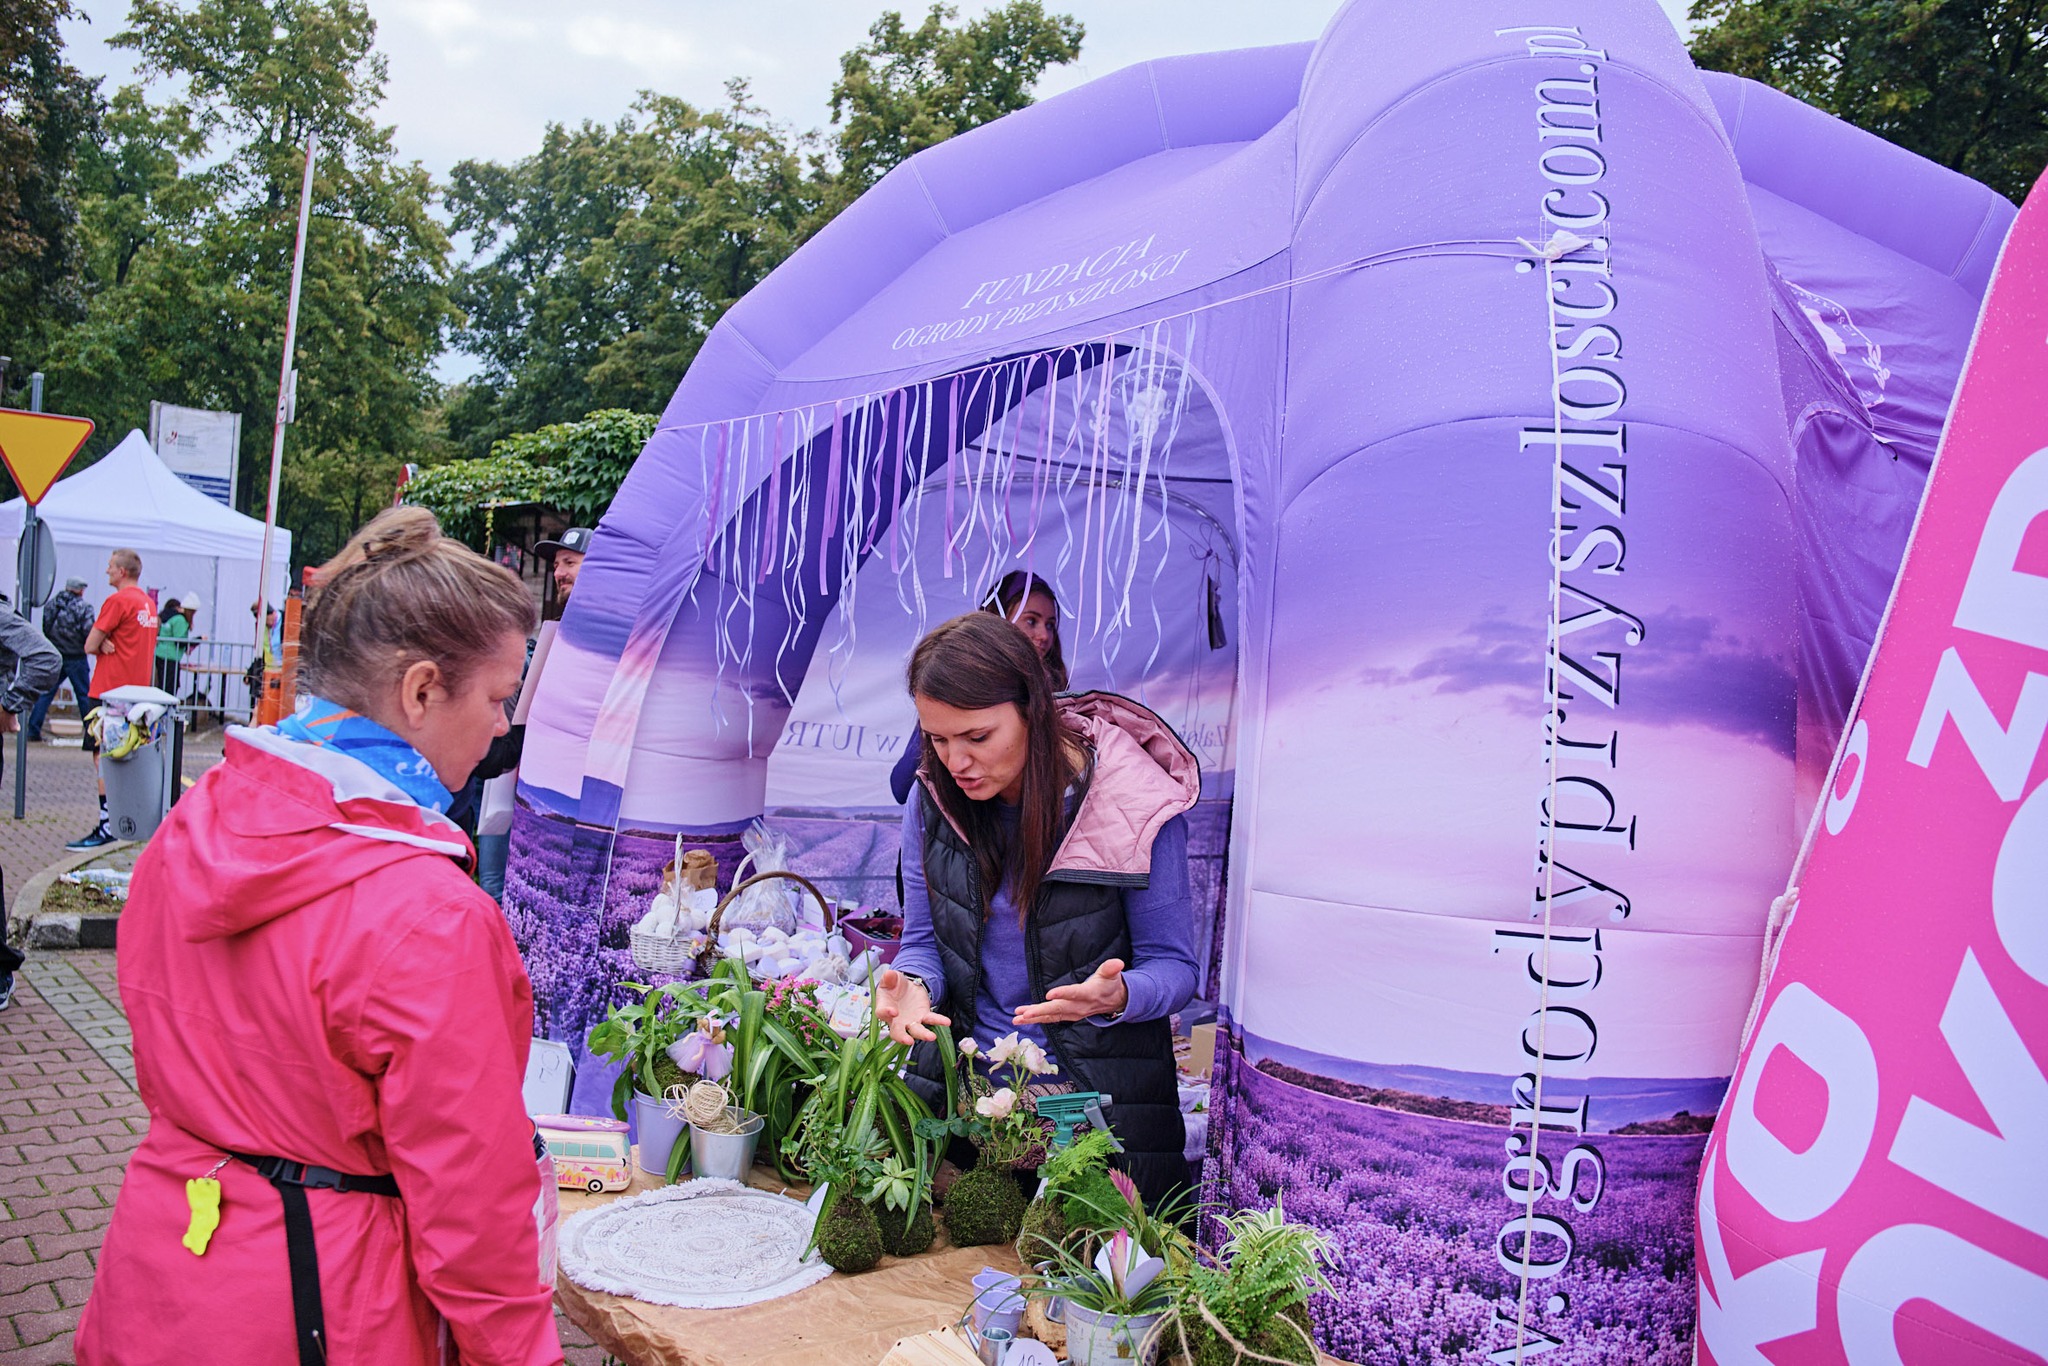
[0,408,94,506]
[149,401,241,507]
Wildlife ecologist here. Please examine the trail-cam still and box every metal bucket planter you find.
[1063,1304,1166,1366]
[631,1091,688,1177]
[688,1107,764,1181]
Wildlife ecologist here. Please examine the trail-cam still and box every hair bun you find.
[356,506,439,564]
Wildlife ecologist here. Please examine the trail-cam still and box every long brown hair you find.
[908,611,1079,920]
[299,507,537,712]
[980,570,1068,691]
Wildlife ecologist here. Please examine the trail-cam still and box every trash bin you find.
[96,685,180,842]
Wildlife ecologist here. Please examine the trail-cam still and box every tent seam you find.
[908,163,953,238]
[1280,413,1796,513]
[1145,63,1172,151]
[1952,197,2005,287]
[1295,54,1737,227]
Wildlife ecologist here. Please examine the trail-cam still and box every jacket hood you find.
[1050,691,1200,881]
[148,728,475,943]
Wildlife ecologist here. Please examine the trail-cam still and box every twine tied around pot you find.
[683,1080,744,1133]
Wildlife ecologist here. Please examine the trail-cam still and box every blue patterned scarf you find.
[276,695,453,813]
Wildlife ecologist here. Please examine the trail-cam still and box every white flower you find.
[957,1038,980,1058]
[975,1087,1017,1120]
[1015,1038,1055,1077]
[985,1032,1021,1066]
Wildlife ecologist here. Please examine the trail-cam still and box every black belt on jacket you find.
[230,1152,402,1366]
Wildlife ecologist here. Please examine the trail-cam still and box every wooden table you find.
[553,1156,1022,1366]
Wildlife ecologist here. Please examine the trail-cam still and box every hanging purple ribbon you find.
[702,421,730,557]
[819,400,844,594]
[1026,352,1059,586]
[943,375,960,579]
[761,410,785,583]
[888,386,911,571]
[864,388,896,556]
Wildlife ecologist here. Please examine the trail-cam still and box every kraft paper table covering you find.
[553,1152,1022,1366]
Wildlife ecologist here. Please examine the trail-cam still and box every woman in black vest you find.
[876,611,1200,1205]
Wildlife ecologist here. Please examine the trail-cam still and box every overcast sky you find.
[58,0,1692,378]
[60,0,1694,178]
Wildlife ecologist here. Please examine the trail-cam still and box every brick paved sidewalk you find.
[1,730,609,1365]
[0,953,145,1365]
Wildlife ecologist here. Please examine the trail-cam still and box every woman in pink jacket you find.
[78,508,562,1366]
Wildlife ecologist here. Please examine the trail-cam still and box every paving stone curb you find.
[7,848,131,953]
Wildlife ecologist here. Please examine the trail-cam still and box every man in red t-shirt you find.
[67,548,159,849]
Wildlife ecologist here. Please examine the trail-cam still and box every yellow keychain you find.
[183,1158,228,1256]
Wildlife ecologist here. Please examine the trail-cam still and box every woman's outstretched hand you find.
[1013,958,1130,1026]
[873,967,951,1047]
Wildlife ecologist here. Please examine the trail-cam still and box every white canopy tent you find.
[0,429,291,647]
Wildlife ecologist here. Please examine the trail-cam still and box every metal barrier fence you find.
[156,638,262,726]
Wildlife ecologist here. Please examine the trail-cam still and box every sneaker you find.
[66,827,115,851]
[0,975,13,1011]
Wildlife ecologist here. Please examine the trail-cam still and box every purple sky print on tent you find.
[501,0,2015,1354]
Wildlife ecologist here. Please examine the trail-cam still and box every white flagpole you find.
[255,130,317,666]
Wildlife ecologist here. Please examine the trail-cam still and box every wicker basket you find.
[688,870,837,978]
[628,868,837,978]
[628,924,705,975]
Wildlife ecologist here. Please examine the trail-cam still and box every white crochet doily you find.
[558,1179,832,1309]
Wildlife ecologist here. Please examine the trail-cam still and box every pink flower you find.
[1108,1229,1131,1298]
[1110,1168,1142,1216]
[975,1087,1017,1120]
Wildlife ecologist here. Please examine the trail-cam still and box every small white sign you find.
[149,402,241,507]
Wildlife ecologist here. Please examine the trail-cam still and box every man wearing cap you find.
[28,576,95,742]
[533,525,592,615]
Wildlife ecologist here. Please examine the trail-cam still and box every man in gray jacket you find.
[28,576,93,740]
[0,594,59,1010]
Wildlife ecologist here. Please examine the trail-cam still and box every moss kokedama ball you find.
[942,1164,1028,1248]
[649,1054,689,1096]
[818,1197,884,1274]
[1179,1297,1317,1366]
[872,1200,935,1258]
[1016,1195,1070,1265]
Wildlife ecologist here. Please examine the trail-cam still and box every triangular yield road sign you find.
[0,410,95,504]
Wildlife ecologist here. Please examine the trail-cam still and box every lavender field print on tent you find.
[1213,1053,1707,1366]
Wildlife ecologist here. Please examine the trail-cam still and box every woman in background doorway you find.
[891,570,1067,806]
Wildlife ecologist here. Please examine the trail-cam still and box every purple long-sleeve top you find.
[893,794,1197,1062]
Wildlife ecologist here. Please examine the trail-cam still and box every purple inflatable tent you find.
[504,1,2012,1357]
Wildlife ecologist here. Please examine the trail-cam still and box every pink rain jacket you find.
[77,729,561,1366]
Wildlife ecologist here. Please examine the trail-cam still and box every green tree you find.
[1689,0,2048,202]
[444,3,1082,457]
[44,0,453,565]
[827,1,1084,206]
[403,408,656,545]
[444,87,819,457]
[0,0,99,352]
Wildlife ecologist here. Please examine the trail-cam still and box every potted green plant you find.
[784,1005,939,1270]
[917,1031,1058,1247]
[1018,1126,1118,1264]
[676,958,840,1180]
[585,981,702,1176]
[1167,1200,1335,1366]
[1030,1225,1175,1366]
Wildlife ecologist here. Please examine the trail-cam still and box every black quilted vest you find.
[907,785,1188,1209]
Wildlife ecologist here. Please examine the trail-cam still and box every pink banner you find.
[1695,171,2048,1365]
